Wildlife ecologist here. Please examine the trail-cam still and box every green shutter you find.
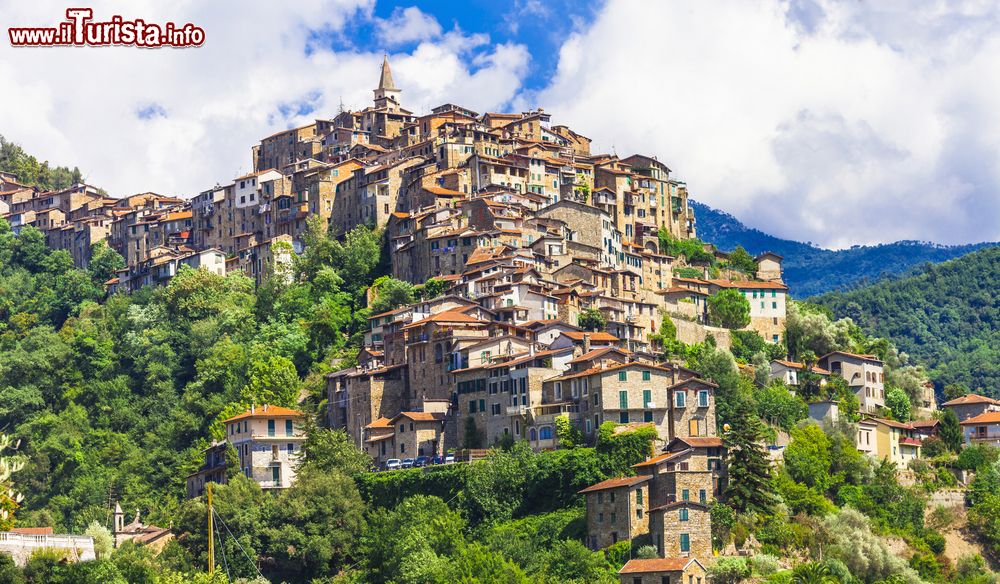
[642,370,651,381]
[680,533,690,552]
[618,371,627,381]
[619,390,628,409]
[643,389,652,406]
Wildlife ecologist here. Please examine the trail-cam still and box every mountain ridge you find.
[690,200,997,297]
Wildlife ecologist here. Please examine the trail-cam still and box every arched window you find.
[529,428,537,442]
[539,426,553,440]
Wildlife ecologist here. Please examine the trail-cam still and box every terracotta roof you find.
[910,419,941,429]
[562,331,620,342]
[632,450,687,468]
[547,361,671,383]
[942,393,1000,407]
[365,417,392,429]
[400,310,486,329]
[872,417,914,430]
[568,347,627,364]
[392,411,447,423]
[223,404,303,423]
[675,436,723,448]
[578,475,651,494]
[619,558,700,574]
[771,360,831,375]
[960,411,1000,425]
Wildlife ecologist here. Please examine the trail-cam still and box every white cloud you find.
[375,6,442,46]
[531,0,1000,247]
[0,1,528,197]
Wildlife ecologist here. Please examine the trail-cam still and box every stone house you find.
[618,558,707,584]
[634,436,725,509]
[222,405,306,490]
[754,252,783,282]
[580,475,652,549]
[942,393,1000,422]
[648,501,711,559]
[818,351,885,413]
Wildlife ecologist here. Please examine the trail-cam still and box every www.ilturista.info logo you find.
[9,8,205,47]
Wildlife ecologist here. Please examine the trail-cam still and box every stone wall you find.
[671,317,731,349]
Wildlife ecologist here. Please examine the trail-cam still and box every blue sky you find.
[1,0,999,249]
[328,0,604,93]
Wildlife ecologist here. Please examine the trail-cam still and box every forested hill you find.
[813,246,1000,396]
[691,200,996,297]
[0,134,91,191]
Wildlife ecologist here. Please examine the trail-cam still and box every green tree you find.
[84,520,114,559]
[707,289,751,329]
[784,424,832,491]
[299,422,371,476]
[939,409,962,453]
[87,242,126,286]
[465,442,536,527]
[577,308,607,332]
[885,386,911,422]
[421,277,447,300]
[723,399,776,515]
[241,355,301,406]
[369,276,415,315]
[265,468,366,580]
[727,246,757,275]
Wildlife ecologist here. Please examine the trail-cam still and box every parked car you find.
[401,458,415,468]
[430,455,445,465]
[385,459,401,471]
[414,456,429,467]
[444,453,455,464]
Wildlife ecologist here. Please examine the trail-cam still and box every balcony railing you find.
[507,405,528,416]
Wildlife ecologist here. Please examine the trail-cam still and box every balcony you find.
[507,405,528,416]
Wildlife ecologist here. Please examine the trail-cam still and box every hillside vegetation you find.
[691,201,995,296]
[0,135,91,191]
[814,246,1000,396]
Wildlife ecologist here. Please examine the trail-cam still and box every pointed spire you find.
[378,54,397,91]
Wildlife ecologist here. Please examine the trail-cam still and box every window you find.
[689,419,700,436]
[540,426,553,440]
[555,382,562,399]
[772,301,777,309]
[619,412,629,423]
[643,389,652,406]
[597,493,604,504]
[285,420,293,436]
[679,508,689,521]
[636,489,643,505]
[619,390,628,409]
[400,443,406,453]
[644,411,654,422]
[619,371,627,381]
[699,489,707,504]
[479,399,485,412]
[642,370,651,381]
[469,400,476,413]
[674,391,686,408]
[698,390,709,408]
[682,489,689,501]
[661,577,671,584]
[272,466,280,485]
[680,533,690,553]
[399,424,405,433]
[598,512,604,523]
[610,492,616,503]
[267,419,275,437]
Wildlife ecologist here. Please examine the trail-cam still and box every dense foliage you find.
[691,200,996,296]
[814,246,1000,396]
[0,135,91,191]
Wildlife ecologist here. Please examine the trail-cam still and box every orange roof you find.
[424,186,464,196]
[568,347,627,364]
[632,450,686,468]
[960,411,1000,425]
[392,411,447,423]
[401,310,486,329]
[365,417,392,429]
[619,558,698,574]
[562,331,620,342]
[163,211,193,221]
[223,404,303,423]
[578,475,650,494]
[675,436,724,448]
[943,393,1000,407]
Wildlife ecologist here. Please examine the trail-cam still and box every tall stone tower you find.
[373,54,402,111]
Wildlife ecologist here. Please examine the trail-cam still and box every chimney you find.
[583,333,591,355]
[263,404,269,412]
[251,404,255,414]
[529,343,536,357]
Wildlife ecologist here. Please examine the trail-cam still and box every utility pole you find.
[207,482,214,576]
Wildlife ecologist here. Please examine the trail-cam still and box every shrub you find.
[635,545,658,559]
[956,444,1000,471]
[604,540,632,570]
[923,529,945,555]
[709,557,752,584]
[751,554,781,576]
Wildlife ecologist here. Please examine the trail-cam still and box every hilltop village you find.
[1,58,998,583]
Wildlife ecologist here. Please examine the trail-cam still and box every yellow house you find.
[871,418,921,468]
